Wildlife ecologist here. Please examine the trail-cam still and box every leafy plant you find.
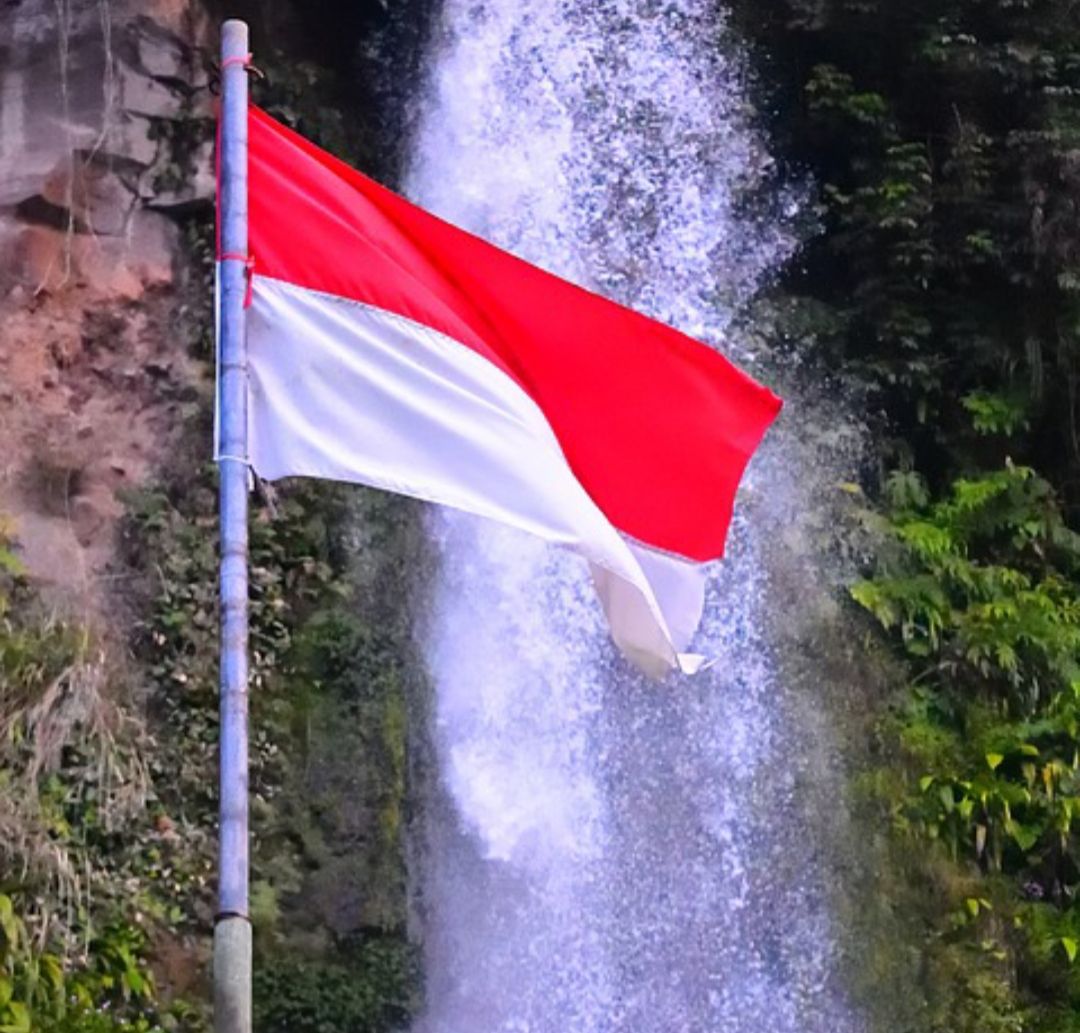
[850,458,1080,1027]
[253,936,420,1033]
[0,890,171,1033]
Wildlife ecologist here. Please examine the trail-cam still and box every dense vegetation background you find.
[4,0,1080,1031]
[731,1,1080,1029]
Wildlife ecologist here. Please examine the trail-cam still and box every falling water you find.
[403,2,865,1031]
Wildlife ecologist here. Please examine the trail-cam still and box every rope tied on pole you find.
[219,251,255,307]
[221,52,252,70]
[209,53,266,95]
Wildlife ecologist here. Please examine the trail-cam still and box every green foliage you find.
[122,450,421,1028]
[0,521,199,1032]
[112,114,420,1019]
[253,936,420,1033]
[0,892,56,1033]
[853,463,1080,699]
[725,4,1080,1023]
[733,0,1080,505]
[124,472,348,833]
[963,392,1030,437]
[850,457,1080,1028]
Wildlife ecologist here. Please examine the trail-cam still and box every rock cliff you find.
[0,0,213,611]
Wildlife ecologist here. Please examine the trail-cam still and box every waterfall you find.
[403,2,865,1030]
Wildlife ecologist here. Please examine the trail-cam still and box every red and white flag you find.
[232,106,782,676]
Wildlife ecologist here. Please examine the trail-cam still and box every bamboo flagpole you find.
[215,18,252,1033]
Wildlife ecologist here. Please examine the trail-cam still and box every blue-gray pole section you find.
[215,18,252,1033]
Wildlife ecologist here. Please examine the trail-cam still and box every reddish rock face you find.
[0,0,213,612]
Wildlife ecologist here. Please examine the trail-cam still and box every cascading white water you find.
[404,2,865,1030]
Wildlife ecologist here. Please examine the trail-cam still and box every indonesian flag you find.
[235,106,782,677]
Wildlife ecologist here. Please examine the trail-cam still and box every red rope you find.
[220,53,252,71]
[219,252,255,308]
[215,55,255,308]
